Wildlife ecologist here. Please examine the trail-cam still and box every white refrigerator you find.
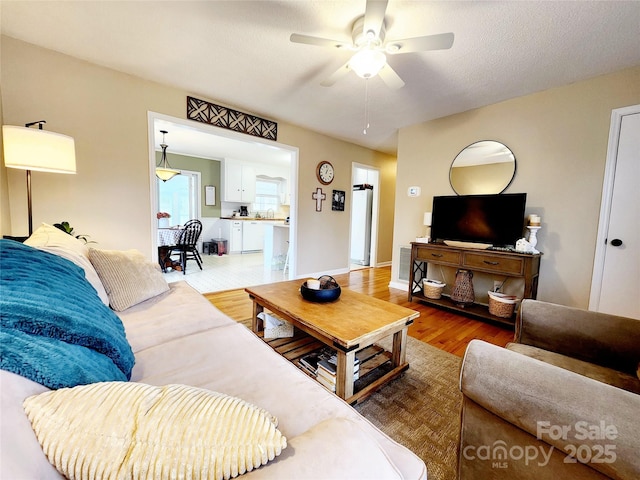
[350,185,373,266]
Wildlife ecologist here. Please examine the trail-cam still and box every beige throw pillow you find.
[24,223,109,305]
[89,248,169,311]
[24,382,287,480]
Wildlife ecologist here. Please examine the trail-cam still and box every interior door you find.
[590,107,640,319]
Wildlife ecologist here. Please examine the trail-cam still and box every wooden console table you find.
[408,242,541,325]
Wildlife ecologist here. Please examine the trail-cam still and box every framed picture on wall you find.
[205,185,216,206]
[332,190,345,211]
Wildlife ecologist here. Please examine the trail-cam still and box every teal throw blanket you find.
[0,240,135,389]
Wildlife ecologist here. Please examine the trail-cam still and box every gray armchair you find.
[458,300,640,479]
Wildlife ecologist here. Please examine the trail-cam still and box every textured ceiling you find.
[2,1,639,154]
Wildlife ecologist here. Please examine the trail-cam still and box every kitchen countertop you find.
[221,217,287,221]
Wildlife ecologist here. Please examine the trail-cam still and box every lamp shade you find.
[3,125,76,174]
[155,167,180,182]
[423,212,432,226]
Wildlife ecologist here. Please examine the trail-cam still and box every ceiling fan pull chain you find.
[363,78,370,135]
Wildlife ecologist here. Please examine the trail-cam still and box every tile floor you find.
[162,252,288,293]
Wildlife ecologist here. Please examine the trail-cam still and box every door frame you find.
[349,162,380,267]
[589,104,640,311]
[147,111,299,279]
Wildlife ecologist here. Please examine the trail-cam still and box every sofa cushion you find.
[0,371,61,480]
[118,281,236,354]
[24,382,287,480]
[507,342,640,394]
[89,248,169,311]
[245,417,401,479]
[24,223,109,305]
[129,323,428,480]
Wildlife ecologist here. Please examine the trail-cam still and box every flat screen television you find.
[430,193,527,247]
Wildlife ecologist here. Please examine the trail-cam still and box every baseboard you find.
[297,267,350,280]
[388,280,408,292]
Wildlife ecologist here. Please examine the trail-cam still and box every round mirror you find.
[449,140,516,195]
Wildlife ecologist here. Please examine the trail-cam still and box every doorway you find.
[350,163,380,270]
[147,112,299,287]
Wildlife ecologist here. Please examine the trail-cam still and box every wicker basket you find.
[423,280,445,299]
[488,292,517,318]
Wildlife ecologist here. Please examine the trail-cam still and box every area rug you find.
[355,336,462,480]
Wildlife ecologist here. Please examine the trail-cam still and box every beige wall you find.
[0,34,10,234]
[1,36,396,276]
[278,123,396,274]
[393,66,640,308]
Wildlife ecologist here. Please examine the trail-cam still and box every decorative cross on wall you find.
[312,187,327,212]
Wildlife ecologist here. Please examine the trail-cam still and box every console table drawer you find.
[463,253,524,275]
[415,247,461,265]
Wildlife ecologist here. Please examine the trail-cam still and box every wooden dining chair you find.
[169,219,203,274]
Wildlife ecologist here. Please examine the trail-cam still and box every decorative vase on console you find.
[451,269,475,307]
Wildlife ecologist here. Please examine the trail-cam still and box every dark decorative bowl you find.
[300,275,342,303]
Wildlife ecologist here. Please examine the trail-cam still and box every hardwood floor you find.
[203,266,514,357]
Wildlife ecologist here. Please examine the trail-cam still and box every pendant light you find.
[155,130,180,182]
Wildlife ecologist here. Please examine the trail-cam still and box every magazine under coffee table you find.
[245,280,419,404]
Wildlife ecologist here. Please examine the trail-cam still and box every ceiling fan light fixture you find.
[350,49,387,79]
[386,43,401,54]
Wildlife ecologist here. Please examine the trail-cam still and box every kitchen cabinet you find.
[242,221,264,252]
[229,220,243,253]
[222,161,256,202]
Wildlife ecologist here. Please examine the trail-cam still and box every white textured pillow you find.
[88,248,169,311]
[23,382,287,480]
[24,223,109,305]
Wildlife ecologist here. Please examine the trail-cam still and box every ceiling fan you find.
[290,0,454,90]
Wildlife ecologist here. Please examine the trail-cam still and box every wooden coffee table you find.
[245,280,419,404]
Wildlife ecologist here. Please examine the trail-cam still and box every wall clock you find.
[316,161,334,185]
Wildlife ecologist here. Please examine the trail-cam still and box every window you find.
[157,170,201,225]
[254,178,281,212]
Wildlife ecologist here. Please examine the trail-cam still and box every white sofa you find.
[0,226,426,479]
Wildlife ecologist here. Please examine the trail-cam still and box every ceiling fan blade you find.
[378,63,405,90]
[363,0,388,38]
[320,60,352,87]
[290,33,351,49]
[386,32,454,54]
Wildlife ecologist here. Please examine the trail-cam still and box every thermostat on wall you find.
[407,186,421,197]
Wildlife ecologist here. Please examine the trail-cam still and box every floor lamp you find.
[2,121,76,236]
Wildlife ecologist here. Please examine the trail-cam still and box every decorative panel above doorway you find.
[187,96,277,141]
